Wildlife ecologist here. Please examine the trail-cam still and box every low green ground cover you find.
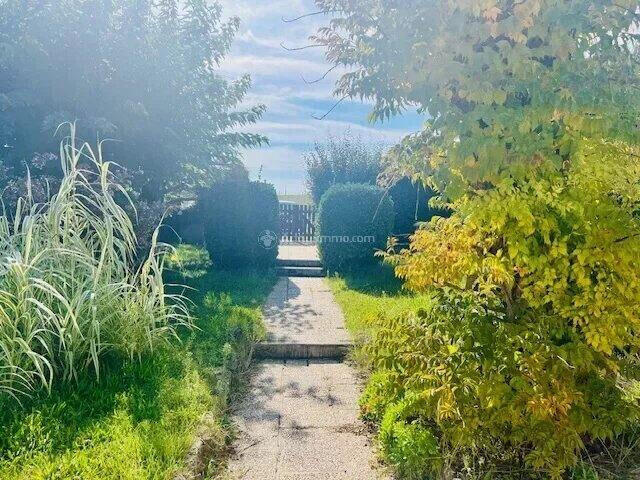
[0,250,276,480]
[326,263,433,360]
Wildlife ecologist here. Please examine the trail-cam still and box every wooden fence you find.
[279,203,316,243]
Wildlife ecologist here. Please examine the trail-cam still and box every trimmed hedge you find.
[317,183,394,271]
[165,179,279,268]
[305,147,442,236]
[247,181,281,267]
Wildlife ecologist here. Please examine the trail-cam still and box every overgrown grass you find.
[326,262,433,367]
[0,247,277,479]
[326,263,433,336]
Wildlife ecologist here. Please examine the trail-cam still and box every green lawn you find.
[0,264,277,480]
[326,263,433,362]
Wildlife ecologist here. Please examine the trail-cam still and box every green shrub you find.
[366,294,640,478]
[316,183,394,271]
[359,370,402,424]
[0,125,190,401]
[199,180,252,268]
[317,1,640,477]
[304,136,438,236]
[165,244,212,279]
[170,179,279,269]
[379,401,440,479]
[388,178,445,236]
[304,133,381,205]
[248,181,280,267]
[0,268,275,479]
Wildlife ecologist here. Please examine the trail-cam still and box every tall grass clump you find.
[0,125,190,401]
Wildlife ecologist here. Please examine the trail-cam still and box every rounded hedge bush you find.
[316,183,394,270]
[165,179,279,268]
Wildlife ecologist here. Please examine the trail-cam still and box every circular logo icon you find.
[258,230,278,249]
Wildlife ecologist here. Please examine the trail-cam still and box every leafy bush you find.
[0,126,190,401]
[316,183,394,271]
[359,370,402,424]
[317,0,640,476]
[165,244,213,279]
[305,135,437,236]
[0,267,276,479]
[248,181,281,267]
[365,295,640,478]
[170,179,279,269]
[0,0,265,206]
[379,401,440,480]
[388,178,444,236]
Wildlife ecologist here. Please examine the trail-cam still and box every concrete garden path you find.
[225,245,386,480]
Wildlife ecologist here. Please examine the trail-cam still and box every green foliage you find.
[0,266,276,479]
[305,134,440,235]
[388,178,446,237]
[316,183,394,271]
[366,295,640,478]
[571,464,600,480]
[0,349,217,480]
[359,370,401,424]
[317,0,640,476]
[0,0,265,206]
[0,126,189,400]
[379,401,440,480]
[183,179,279,269]
[248,181,281,267]
[165,244,213,279]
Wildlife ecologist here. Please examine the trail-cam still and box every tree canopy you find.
[0,0,266,204]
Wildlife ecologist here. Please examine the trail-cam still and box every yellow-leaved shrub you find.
[315,0,640,476]
[380,140,640,475]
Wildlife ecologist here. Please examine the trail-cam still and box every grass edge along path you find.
[326,264,433,478]
[325,263,433,367]
[0,262,277,480]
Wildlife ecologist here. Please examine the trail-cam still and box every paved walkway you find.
[276,244,319,262]
[225,246,384,479]
[262,277,350,345]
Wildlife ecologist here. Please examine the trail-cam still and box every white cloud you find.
[218,0,310,22]
[241,145,308,193]
[236,27,320,53]
[242,145,304,171]
[211,0,424,193]
[244,119,410,145]
[220,54,332,79]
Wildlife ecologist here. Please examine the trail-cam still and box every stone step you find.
[277,258,322,268]
[254,342,351,360]
[276,266,325,277]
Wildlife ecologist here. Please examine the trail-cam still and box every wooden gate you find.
[279,203,316,243]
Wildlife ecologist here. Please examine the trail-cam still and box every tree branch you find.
[280,41,326,51]
[282,10,337,23]
[302,65,338,84]
[311,96,347,120]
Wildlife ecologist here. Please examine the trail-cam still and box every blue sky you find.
[217,0,425,194]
